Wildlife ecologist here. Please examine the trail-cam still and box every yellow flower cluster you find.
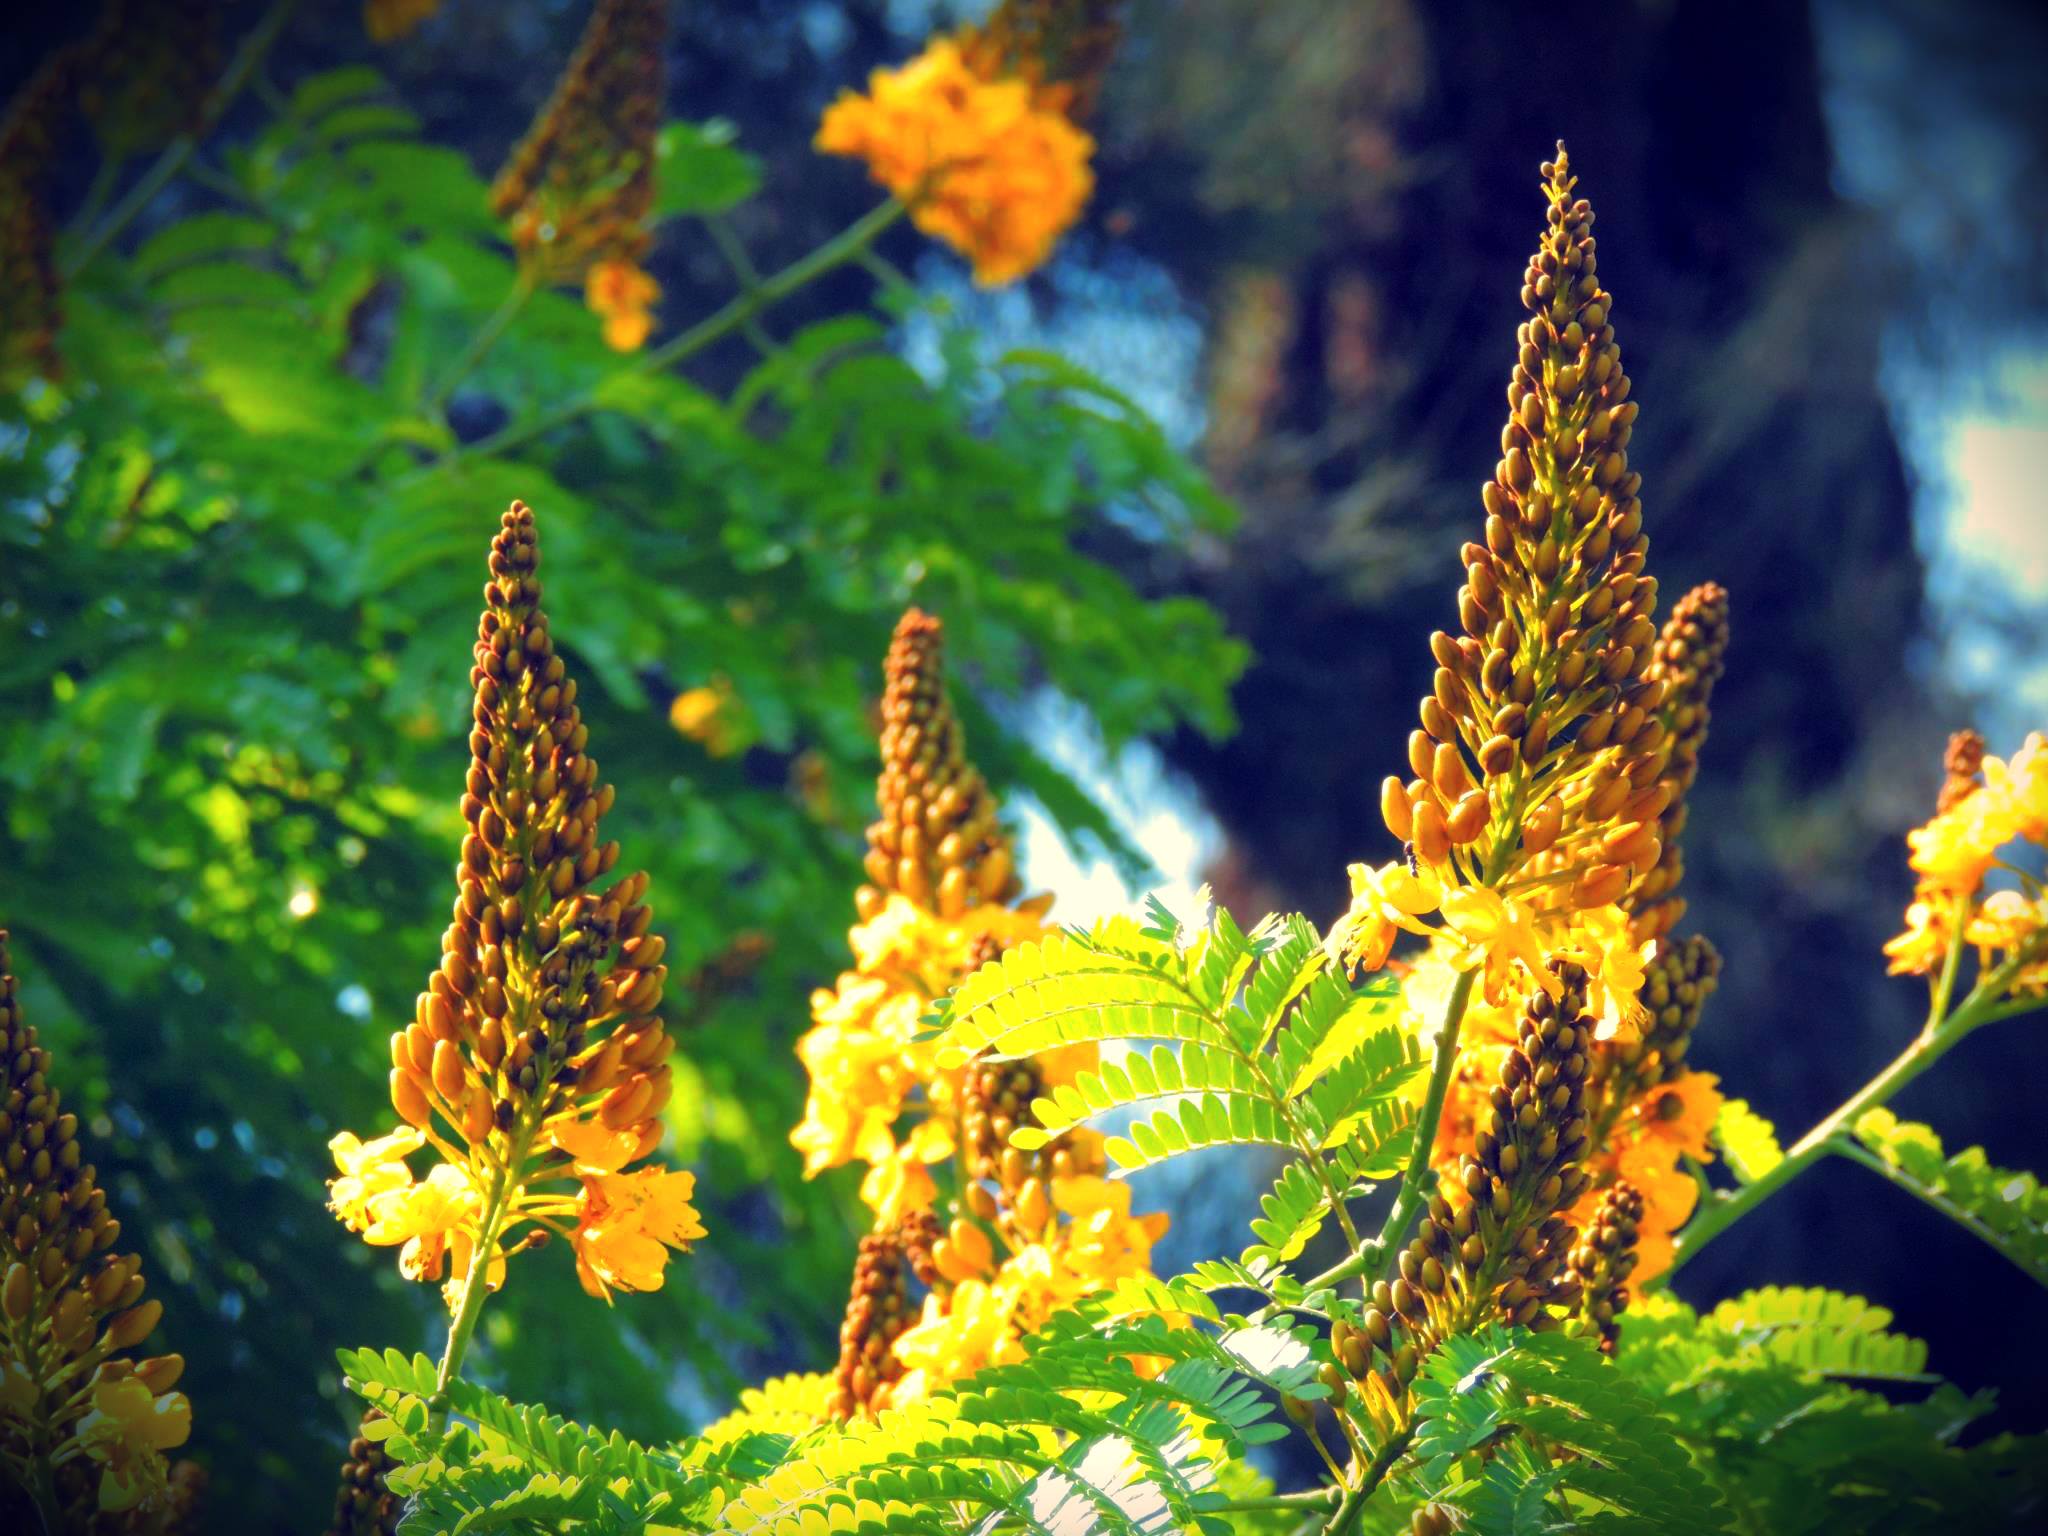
[1885,731,2048,990]
[585,258,661,354]
[889,1174,1169,1406]
[797,609,1168,1414]
[2,932,195,1522]
[816,38,1094,285]
[792,893,1054,1222]
[668,678,742,758]
[1335,862,1652,1039]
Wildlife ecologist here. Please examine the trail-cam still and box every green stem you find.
[1374,967,1479,1262]
[856,246,919,299]
[60,0,301,279]
[433,199,904,473]
[704,211,762,288]
[1322,1425,1414,1535]
[421,270,536,417]
[69,155,123,246]
[1249,966,1481,1323]
[25,1449,62,1536]
[1662,936,2044,1283]
[427,1114,534,1431]
[702,215,780,356]
[1212,1488,1342,1515]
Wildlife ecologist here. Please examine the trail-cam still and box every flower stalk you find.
[426,199,903,477]
[1662,924,2047,1282]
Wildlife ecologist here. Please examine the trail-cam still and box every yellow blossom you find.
[1328,860,1440,975]
[1884,892,1954,976]
[549,1113,647,1175]
[1438,885,1556,1006]
[326,1126,423,1232]
[77,1373,191,1512]
[585,258,660,351]
[790,979,926,1175]
[1560,902,1653,1039]
[669,681,741,756]
[858,1117,955,1225]
[1616,1141,1700,1278]
[1982,732,2048,842]
[1907,796,2015,896]
[572,1167,707,1299]
[363,1161,478,1287]
[816,38,1094,285]
[1630,1070,1722,1161]
[1050,1174,1171,1291]
[890,1276,1025,1401]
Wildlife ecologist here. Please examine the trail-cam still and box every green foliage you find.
[1712,1096,1785,1184]
[1621,1287,1931,1387]
[2,50,1242,1527]
[1408,1326,1730,1534]
[937,899,1420,1259]
[341,1297,1322,1536]
[1611,1292,2048,1533]
[1849,1108,2048,1284]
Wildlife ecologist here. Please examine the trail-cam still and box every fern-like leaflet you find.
[936,898,1421,1266]
[1407,1326,1730,1534]
[1848,1108,2048,1285]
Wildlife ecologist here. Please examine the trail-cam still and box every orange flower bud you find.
[1382,776,1415,841]
[1413,802,1451,864]
[391,1070,433,1130]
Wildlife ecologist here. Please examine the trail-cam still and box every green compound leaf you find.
[1850,1108,2048,1285]
[1712,1096,1784,1184]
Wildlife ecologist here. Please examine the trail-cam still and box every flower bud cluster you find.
[861,609,1019,921]
[1627,583,1730,940]
[830,1209,940,1419]
[488,0,667,283]
[323,1409,402,1536]
[1565,1179,1644,1356]
[1,933,192,1518]
[959,0,1124,120]
[1333,961,1594,1417]
[961,1054,1105,1201]
[1380,145,1665,917]
[1336,150,1688,1055]
[78,0,219,158]
[0,48,75,385]
[330,503,702,1310]
[389,501,670,1169]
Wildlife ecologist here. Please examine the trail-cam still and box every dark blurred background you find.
[7,0,2048,1519]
